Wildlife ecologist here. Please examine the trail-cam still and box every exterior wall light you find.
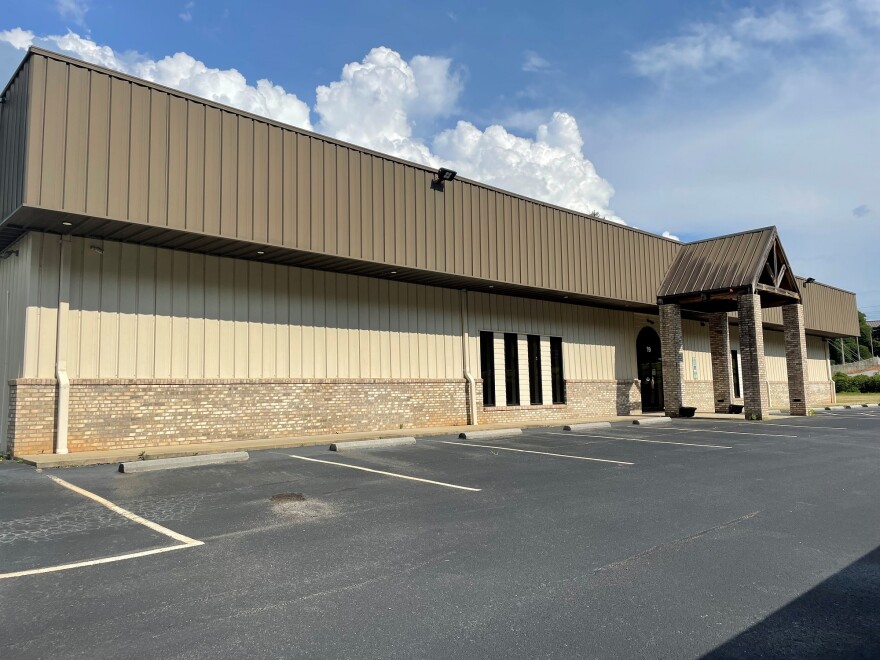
[804,277,816,285]
[431,167,458,191]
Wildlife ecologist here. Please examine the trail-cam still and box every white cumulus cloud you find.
[315,47,448,164]
[434,113,619,219]
[0,28,34,50]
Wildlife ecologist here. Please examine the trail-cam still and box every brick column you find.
[708,312,734,413]
[782,303,809,416]
[737,293,769,420]
[659,303,684,418]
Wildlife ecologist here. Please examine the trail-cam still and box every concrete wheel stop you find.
[458,428,522,440]
[330,437,416,451]
[632,417,672,426]
[119,451,249,473]
[563,422,612,431]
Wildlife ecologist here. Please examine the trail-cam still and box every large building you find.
[0,48,859,457]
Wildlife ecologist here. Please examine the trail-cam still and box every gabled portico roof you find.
[657,226,801,312]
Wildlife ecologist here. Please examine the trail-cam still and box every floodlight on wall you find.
[0,249,19,260]
[804,277,816,285]
[431,167,458,192]
[90,245,104,255]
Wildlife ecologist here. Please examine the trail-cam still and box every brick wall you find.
[476,379,642,423]
[683,381,716,412]
[768,381,834,408]
[7,374,836,455]
[8,378,469,454]
[659,304,684,416]
[738,293,770,419]
[7,380,57,455]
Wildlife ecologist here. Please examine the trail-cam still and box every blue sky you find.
[1,1,878,317]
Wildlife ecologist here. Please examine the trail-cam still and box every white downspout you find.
[54,236,71,454]
[460,289,477,426]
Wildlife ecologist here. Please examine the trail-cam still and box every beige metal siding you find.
[26,235,467,380]
[19,234,682,384]
[0,233,36,451]
[465,291,642,382]
[732,327,830,383]
[21,51,678,307]
[761,279,859,337]
[0,59,29,222]
[681,320,713,381]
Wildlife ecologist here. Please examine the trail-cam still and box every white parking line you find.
[719,421,848,430]
[0,475,203,581]
[637,426,797,438]
[0,545,196,580]
[47,475,202,545]
[288,454,481,491]
[545,432,732,449]
[439,440,633,465]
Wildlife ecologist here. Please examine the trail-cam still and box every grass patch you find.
[836,392,880,404]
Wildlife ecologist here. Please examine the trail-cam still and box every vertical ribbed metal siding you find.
[22,52,680,307]
[0,233,35,452]
[0,59,29,223]
[16,233,680,383]
[761,278,859,336]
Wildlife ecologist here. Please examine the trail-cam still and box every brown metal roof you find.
[658,227,779,298]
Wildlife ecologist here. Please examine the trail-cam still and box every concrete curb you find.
[825,406,846,410]
[632,417,672,426]
[563,422,612,431]
[119,451,248,473]
[459,428,523,440]
[768,409,788,416]
[330,437,416,451]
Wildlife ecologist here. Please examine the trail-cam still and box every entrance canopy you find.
[657,226,800,312]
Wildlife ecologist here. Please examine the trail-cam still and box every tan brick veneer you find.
[8,378,469,454]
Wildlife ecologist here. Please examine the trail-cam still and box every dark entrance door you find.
[636,327,664,412]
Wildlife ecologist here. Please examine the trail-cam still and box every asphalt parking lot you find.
[2,410,879,659]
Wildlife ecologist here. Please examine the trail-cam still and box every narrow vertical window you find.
[480,331,495,406]
[731,349,741,398]
[504,333,520,406]
[527,335,542,405]
[550,336,566,404]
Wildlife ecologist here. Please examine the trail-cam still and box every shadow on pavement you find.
[704,546,880,659]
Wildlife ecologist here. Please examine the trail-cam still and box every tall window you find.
[480,332,495,406]
[504,333,520,406]
[731,350,741,398]
[527,335,542,405]
[550,336,566,404]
